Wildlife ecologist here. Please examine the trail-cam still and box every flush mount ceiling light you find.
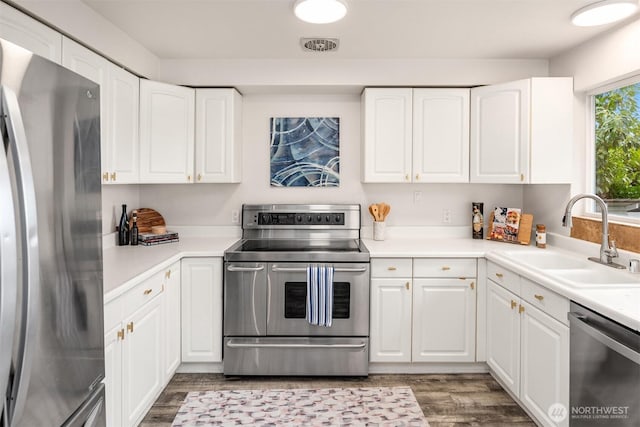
[294,0,347,24]
[571,0,639,26]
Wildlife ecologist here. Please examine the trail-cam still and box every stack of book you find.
[139,231,179,246]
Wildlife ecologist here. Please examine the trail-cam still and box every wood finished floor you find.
[141,373,536,426]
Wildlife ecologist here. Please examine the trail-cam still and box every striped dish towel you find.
[306,264,334,327]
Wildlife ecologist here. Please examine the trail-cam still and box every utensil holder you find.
[373,221,386,241]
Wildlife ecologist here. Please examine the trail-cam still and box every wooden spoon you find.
[370,204,380,222]
[381,203,390,220]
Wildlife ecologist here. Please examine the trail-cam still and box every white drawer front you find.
[371,258,412,277]
[104,299,123,333]
[487,261,521,295]
[521,278,570,325]
[124,270,165,316]
[413,258,476,278]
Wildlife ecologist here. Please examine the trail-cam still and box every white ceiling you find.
[79,0,638,60]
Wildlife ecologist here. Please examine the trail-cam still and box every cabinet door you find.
[0,2,62,63]
[104,324,123,427]
[62,37,110,181]
[163,262,181,382]
[412,278,476,362]
[122,296,163,427]
[470,79,530,183]
[370,278,412,362]
[412,89,469,183]
[486,280,520,395]
[181,258,223,362]
[361,88,412,183]
[108,66,139,184]
[195,89,242,183]
[520,301,569,427]
[139,80,195,183]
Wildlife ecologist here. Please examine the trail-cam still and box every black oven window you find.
[284,282,350,319]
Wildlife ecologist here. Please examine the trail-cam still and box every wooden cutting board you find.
[131,208,166,234]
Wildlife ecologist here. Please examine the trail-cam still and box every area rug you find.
[172,386,429,426]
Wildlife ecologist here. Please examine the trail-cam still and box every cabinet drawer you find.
[124,271,165,316]
[371,258,412,277]
[487,261,521,294]
[521,278,570,325]
[413,258,476,278]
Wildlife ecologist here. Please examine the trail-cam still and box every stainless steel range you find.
[223,204,370,376]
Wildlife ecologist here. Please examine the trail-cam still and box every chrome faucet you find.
[562,193,626,269]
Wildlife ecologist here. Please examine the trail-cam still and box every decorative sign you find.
[270,117,340,187]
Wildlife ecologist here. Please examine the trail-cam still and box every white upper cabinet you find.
[362,88,470,183]
[195,89,242,183]
[63,37,139,184]
[470,77,573,184]
[107,66,140,184]
[413,89,470,183]
[139,80,195,183]
[361,88,413,183]
[0,2,62,63]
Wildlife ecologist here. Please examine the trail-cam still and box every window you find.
[591,78,640,221]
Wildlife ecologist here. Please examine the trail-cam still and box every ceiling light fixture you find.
[294,0,347,24]
[571,0,639,26]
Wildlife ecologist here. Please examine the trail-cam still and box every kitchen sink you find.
[494,249,640,288]
[497,250,589,270]
[546,268,640,288]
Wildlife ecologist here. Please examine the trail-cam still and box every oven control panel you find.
[258,212,345,225]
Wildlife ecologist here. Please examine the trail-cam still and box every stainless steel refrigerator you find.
[0,38,105,426]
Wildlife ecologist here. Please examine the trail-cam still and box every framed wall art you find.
[270,117,340,187]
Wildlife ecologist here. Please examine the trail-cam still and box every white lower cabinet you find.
[163,262,181,382]
[412,278,476,362]
[104,264,180,427]
[370,258,477,364]
[181,257,223,362]
[486,264,569,427]
[370,278,412,362]
[122,295,163,427]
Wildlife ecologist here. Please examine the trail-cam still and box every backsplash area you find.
[571,216,640,253]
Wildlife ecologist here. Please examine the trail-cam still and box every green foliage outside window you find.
[594,83,640,199]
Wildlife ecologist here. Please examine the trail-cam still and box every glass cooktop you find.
[224,239,369,262]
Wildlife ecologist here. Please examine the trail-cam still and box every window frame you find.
[585,74,640,225]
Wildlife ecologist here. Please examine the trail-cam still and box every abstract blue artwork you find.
[270,117,340,187]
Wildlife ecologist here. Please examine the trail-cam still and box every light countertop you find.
[103,232,640,331]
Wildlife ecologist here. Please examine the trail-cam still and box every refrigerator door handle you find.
[0,89,18,420]
[0,85,41,426]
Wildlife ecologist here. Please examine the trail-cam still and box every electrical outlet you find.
[231,210,240,224]
[442,209,452,224]
[413,191,422,204]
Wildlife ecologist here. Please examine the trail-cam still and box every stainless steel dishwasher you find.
[568,302,640,426]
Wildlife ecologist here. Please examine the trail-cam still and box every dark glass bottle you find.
[118,204,129,246]
[130,211,139,246]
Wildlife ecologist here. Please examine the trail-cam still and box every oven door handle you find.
[568,312,640,364]
[227,265,265,272]
[271,266,368,273]
[226,340,367,349]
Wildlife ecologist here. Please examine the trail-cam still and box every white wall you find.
[531,17,640,234]
[102,185,140,236]
[138,93,523,228]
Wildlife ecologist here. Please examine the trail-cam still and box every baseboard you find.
[177,362,224,373]
[368,362,489,374]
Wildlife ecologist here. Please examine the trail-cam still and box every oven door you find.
[224,262,267,336]
[267,263,369,336]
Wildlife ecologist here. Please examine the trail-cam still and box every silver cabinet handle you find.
[227,265,265,272]
[1,86,41,425]
[271,266,367,273]
[568,312,640,364]
[226,340,367,349]
[0,89,18,413]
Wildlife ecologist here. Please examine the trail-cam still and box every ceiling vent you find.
[300,37,339,52]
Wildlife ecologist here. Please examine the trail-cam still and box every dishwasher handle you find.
[568,312,640,364]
